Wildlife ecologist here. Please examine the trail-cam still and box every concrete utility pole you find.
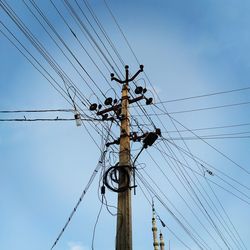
[111,65,144,250]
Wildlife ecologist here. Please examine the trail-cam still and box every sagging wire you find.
[136,176,193,250]
[91,191,104,250]
[50,122,114,250]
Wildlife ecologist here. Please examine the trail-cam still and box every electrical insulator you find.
[145,97,153,105]
[143,132,158,147]
[74,110,81,127]
[104,97,113,106]
[89,103,97,111]
[135,86,143,94]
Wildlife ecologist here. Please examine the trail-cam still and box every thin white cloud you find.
[68,242,89,250]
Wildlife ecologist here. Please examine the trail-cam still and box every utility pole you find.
[93,64,159,249]
[111,65,144,250]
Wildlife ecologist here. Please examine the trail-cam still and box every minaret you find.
[152,204,159,250]
[159,232,165,250]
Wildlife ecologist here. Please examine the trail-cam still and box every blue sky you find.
[1,0,250,250]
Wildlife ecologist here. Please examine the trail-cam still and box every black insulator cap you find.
[132,132,138,142]
[74,113,80,120]
[98,104,102,110]
[143,88,147,93]
[156,128,161,136]
[101,185,105,195]
[116,107,122,115]
[135,86,143,94]
[160,219,166,227]
[143,132,158,147]
[102,114,108,120]
[113,99,118,104]
[110,73,114,78]
[89,103,97,111]
[104,97,113,106]
[140,64,144,70]
[125,65,129,69]
[146,97,153,105]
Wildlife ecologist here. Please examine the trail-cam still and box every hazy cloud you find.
[68,242,89,250]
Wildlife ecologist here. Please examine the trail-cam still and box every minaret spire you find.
[152,202,159,250]
[159,231,165,250]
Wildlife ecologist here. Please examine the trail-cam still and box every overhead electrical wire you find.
[154,145,250,204]
[0,109,73,113]
[0,21,72,107]
[158,142,234,249]
[2,0,249,248]
[0,118,74,122]
[165,122,250,133]
[143,164,213,248]
[155,145,243,248]
[146,150,245,249]
[162,137,250,191]
[50,122,113,249]
[23,0,112,101]
[103,0,247,185]
[131,100,250,116]
[102,3,248,248]
[44,0,108,100]
[161,113,250,175]
[52,0,117,98]
[1,0,93,109]
[99,2,248,248]
[71,0,124,77]
[167,135,250,140]
[79,0,157,132]
[1,1,118,149]
[99,6,240,246]
[136,180,194,250]
[153,86,250,103]
[81,0,125,67]
[136,170,206,250]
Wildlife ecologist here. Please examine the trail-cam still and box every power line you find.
[155,86,250,103]
[23,0,112,101]
[156,142,235,249]
[50,122,113,249]
[155,145,250,204]
[152,141,249,249]
[0,118,102,122]
[167,135,250,140]
[156,100,250,115]
[0,109,73,113]
[154,105,250,175]
[1,1,117,148]
[132,100,250,116]
[146,151,218,248]
[162,138,250,191]
[136,171,207,250]
[165,122,250,133]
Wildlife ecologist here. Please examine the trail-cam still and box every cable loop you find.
[103,163,131,192]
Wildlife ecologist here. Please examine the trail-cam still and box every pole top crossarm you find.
[111,65,144,84]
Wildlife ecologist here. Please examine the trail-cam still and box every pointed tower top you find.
[159,231,165,250]
[152,202,159,250]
